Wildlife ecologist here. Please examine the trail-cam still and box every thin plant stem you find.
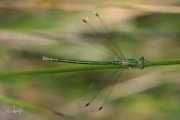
[0,60,179,77]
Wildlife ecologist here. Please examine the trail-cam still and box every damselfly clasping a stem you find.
[42,12,149,112]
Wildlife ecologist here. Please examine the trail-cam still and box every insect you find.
[43,12,147,112]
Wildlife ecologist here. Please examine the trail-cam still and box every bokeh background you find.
[0,0,180,120]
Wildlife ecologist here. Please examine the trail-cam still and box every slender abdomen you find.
[42,56,121,65]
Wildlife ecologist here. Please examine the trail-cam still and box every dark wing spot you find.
[99,106,103,110]
[94,12,99,17]
[83,19,87,23]
[85,103,90,107]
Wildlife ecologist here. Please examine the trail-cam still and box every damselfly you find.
[43,12,148,112]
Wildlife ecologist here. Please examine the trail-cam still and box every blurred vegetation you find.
[0,0,180,120]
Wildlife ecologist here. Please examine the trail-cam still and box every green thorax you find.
[126,58,138,68]
[126,57,145,69]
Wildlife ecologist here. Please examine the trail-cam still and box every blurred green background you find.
[0,0,180,120]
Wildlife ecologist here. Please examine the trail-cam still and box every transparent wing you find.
[74,12,126,61]
[77,68,123,112]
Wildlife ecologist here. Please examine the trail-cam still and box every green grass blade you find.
[0,65,118,77]
[145,60,180,67]
[0,60,179,77]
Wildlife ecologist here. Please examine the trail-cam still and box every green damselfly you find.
[43,12,147,112]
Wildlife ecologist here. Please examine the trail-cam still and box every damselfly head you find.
[139,56,145,70]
